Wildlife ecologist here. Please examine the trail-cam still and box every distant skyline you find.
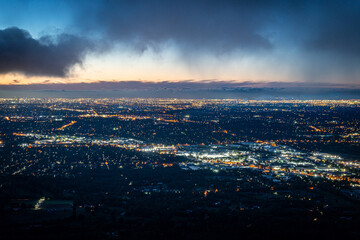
[1,0,360,87]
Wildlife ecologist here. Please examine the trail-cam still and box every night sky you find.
[0,0,360,88]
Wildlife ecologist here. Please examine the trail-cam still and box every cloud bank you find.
[0,27,91,77]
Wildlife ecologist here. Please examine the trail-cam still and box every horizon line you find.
[2,80,360,90]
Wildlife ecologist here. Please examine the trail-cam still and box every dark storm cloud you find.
[283,0,360,81]
[305,1,360,58]
[74,0,276,53]
[0,27,92,77]
[72,0,360,59]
